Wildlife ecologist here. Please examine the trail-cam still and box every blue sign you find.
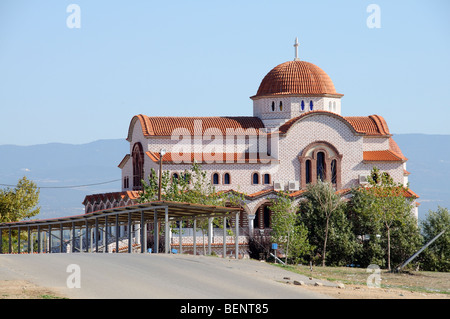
[272,243,278,250]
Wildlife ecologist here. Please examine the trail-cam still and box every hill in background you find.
[0,139,128,219]
[0,134,448,220]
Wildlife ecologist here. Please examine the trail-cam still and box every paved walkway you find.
[0,254,336,299]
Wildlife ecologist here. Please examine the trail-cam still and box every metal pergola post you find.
[115,214,119,253]
[153,209,158,254]
[223,216,227,258]
[85,219,89,253]
[8,227,12,254]
[79,225,82,252]
[72,222,76,253]
[105,216,109,253]
[17,227,20,253]
[37,225,41,253]
[235,211,239,260]
[178,219,182,254]
[165,206,169,254]
[140,210,145,254]
[208,217,212,255]
[27,226,31,253]
[60,223,64,253]
[193,217,197,256]
[95,218,99,253]
[144,222,148,253]
[128,212,132,253]
[48,224,52,253]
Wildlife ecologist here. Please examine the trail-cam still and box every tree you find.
[419,206,450,271]
[351,167,416,270]
[0,176,40,223]
[300,180,344,266]
[1,177,40,253]
[269,192,312,264]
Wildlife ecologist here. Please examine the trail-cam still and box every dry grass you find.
[279,264,450,298]
[0,280,67,299]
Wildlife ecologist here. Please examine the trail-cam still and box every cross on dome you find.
[293,37,300,61]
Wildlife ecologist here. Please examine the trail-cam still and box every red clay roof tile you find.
[252,60,343,98]
[277,111,391,136]
[363,150,406,162]
[128,115,265,140]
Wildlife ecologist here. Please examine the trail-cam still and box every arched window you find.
[123,176,129,189]
[263,173,270,185]
[212,173,219,185]
[263,206,271,228]
[328,101,332,111]
[252,173,259,184]
[331,159,337,185]
[132,142,144,190]
[317,151,326,181]
[305,160,311,184]
[279,101,283,111]
[301,100,305,111]
[271,101,275,112]
[254,205,272,230]
[333,101,336,111]
[299,142,342,190]
[309,100,314,111]
[172,173,179,181]
[223,173,230,185]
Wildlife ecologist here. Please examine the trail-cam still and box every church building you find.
[83,39,419,248]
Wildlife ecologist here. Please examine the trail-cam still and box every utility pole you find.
[397,229,446,271]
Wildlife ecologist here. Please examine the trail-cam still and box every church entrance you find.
[253,204,272,235]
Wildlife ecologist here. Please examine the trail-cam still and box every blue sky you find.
[0,0,449,146]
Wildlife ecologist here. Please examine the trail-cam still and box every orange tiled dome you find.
[254,60,342,97]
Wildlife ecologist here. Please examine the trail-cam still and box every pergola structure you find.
[0,201,242,258]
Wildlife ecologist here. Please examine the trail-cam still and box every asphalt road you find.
[0,253,334,299]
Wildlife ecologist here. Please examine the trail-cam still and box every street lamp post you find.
[158,149,166,201]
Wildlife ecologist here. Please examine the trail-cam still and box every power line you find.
[0,179,121,189]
